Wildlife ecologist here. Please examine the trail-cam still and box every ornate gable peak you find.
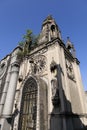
[42,15,57,27]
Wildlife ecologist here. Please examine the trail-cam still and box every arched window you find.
[18,77,37,130]
[51,25,55,32]
[50,25,56,40]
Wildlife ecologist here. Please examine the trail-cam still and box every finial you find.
[66,37,72,50]
[66,38,76,57]
[71,44,76,57]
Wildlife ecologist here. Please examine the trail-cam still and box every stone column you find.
[0,80,2,114]
[1,62,19,130]
[0,68,10,115]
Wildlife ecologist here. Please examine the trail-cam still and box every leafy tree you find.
[18,41,24,47]
[17,29,38,62]
[23,29,32,43]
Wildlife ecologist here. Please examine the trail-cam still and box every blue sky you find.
[0,0,87,90]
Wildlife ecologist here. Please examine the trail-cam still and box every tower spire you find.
[38,15,61,44]
[66,37,76,57]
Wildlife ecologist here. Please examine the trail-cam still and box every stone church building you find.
[0,16,87,130]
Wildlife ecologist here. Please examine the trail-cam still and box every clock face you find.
[33,55,47,74]
[0,62,7,79]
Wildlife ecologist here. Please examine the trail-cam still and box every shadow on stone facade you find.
[50,64,87,130]
[5,64,87,130]
[6,104,19,130]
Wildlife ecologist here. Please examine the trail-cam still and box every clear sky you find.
[0,0,87,90]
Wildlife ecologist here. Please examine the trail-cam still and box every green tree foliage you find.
[18,41,24,47]
[18,29,38,49]
[23,29,32,43]
[17,29,38,62]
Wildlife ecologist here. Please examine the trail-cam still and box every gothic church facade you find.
[0,16,87,130]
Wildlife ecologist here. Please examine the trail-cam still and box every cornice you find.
[1,38,80,65]
[28,38,80,64]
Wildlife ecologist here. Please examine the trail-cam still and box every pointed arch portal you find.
[18,77,37,130]
[18,77,48,130]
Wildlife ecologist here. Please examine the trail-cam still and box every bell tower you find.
[38,15,61,43]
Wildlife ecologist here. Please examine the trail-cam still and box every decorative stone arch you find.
[18,76,48,130]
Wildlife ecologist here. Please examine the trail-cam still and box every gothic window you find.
[51,25,56,39]
[0,61,7,79]
[51,25,55,32]
[18,77,37,130]
[0,61,7,101]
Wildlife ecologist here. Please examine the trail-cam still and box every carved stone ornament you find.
[51,79,60,106]
[66,59,74,80]
[18,74,23,82]
[51,79,57,97]
[50,59,57,73]
[29,55,47,74]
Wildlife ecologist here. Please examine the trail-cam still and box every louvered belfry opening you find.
[18,77,37,130]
